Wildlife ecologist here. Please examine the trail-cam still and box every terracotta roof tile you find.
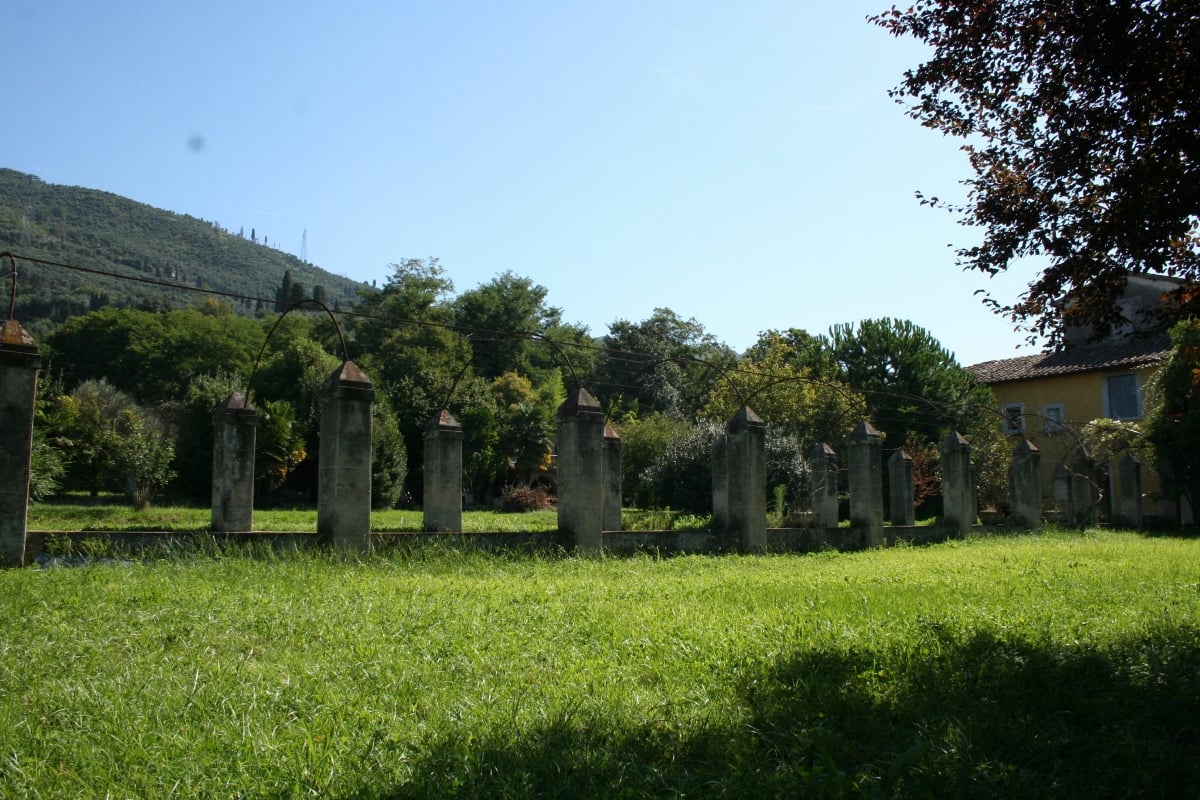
[968,335,1171,384]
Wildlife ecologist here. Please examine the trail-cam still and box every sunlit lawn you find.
[1,529,1197,798]
[27,499,715,534]
[27,498,558,533]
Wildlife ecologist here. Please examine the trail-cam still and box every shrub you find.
[641,420,723,514]
[615,413,693,507]
[499,485,555,512]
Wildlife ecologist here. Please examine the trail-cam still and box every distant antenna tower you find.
[301,228,308,263]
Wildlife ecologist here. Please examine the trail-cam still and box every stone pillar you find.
[847,422,883,547]
[211,392,258,533]
[1008,437,1042,530]
[602,423,622,532]
[1113,453,1142,529]
[318,361,375,552]
[711,434,729,533]
[556,387,605,554]
[941,431,974,534]
[726,406,766,553]
[969,460,979,527]
[888,448,915,526]
[1069,447,1098,527]
[1052,463,1072,524]
[0,320,40,567]
[423,409,463,532]
[809,443,838,529]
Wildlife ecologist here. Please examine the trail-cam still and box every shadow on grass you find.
[346,625,1200,799]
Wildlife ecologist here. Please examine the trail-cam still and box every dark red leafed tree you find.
[872,0,1200,345]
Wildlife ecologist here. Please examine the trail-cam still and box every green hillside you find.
[0,168,369,336]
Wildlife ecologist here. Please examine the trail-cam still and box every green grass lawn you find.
[25,501,711,534]
[1,530,1197,798]
[26,500,560,533]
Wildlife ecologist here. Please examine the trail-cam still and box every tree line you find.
[29,258,1004,516]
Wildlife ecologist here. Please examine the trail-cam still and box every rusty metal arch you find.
[244,298,351,409]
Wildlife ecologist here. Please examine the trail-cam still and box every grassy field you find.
[1,530,1197,798]
[25,499,710,534]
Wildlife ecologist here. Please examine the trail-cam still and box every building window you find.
[1043,403,1066,433]
[1001,402,1024,434]
[1105,374,1142,420]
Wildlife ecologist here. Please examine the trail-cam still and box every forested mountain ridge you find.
[0,168,369,336]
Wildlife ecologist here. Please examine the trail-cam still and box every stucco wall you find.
[987,364,1171,518]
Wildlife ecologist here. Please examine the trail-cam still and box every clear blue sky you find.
[2,1,1040,367]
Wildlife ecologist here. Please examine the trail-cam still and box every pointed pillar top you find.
[848,420,881,441]
[557,386,603,421]
[0,319,40,366]
[424,407,463,435]
[726,405,765,433]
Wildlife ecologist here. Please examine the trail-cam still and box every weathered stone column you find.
[847,422,883,547]
[711,434,729,533]
[941,431,975,535]
[1052,463,1072,524]
[211,392,257,534]
[602,423,622,532]
[0,320,40,567]
[888,448,915,526]
[318,361,375,552]
[1008,437,1042,530]
[1060,446,1098,527]
[726,406,766,553]
[423,409,463,532]
[556,387,605,554]
[809,443,839,529]
[1113,453,1142,529]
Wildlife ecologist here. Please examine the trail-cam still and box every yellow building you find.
[969,336,1174,521]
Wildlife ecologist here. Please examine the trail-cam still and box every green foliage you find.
[255,399,308,498]
[493,373,557,487]
[48,307,264,404]
[743,327,838,379]
[110,410,176,509]
[173,371,246,501]
[49,378,140,494]
[704,328,866,449]
[28,427,65,501]
[254,316,341,429]
[30,372,68,501]
[826,318,981,447]
[1143,319,1200,511]
[351,258,473,482]
[613,413,693,507]
[371,396,408,509]
[451,270,561,380]
[458,397,504,503]
[960,399,1012,512]
[641,420,723,513]
[765,427,810,515]
[824,318,1006,505]
[455,372,558,499]
[600,307,736,419]
[1079,418,1146,468]
[872,2,1200,344]
[41,377,175,507]
[542,321,600,391]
